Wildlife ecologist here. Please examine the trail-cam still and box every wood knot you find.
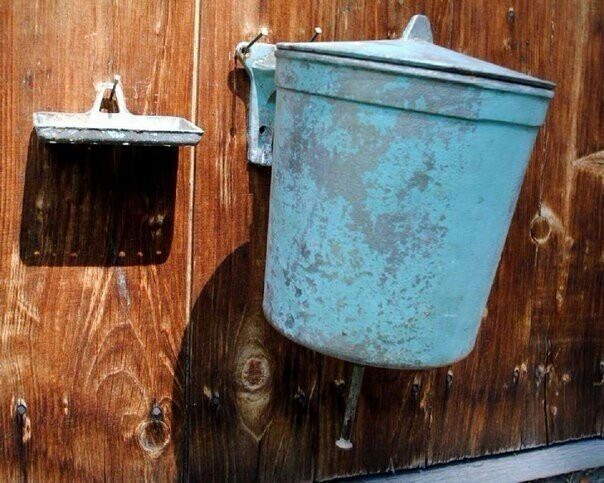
[240,356,270,392]
[137,419,170,458]
[530,215,552,244]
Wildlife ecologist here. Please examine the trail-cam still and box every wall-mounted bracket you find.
[236,42,277,166]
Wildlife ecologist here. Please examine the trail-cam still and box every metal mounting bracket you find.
[236,42,277,166]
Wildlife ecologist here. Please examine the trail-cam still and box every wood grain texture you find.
[428,0,553,464]
[316,3,454,479]
[184,1,325,480]
[359,439,604,483]
[533,1,603,443]
[545,151,604,441]
[0,0,601,481]
[185,0,603,480]
[0,0,195,480]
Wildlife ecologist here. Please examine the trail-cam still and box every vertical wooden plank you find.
[427,0,603,465]
[0,0,194,479]
[427,0,554,463]
[545,151,604,441]
[0,4,24,479]
[185,0,602,478]
[315,2,455,480]
[537,0,603,442]
[184,1,457,480]
[185,0,326,480]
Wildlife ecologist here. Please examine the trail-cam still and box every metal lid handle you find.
[401,14,433,43]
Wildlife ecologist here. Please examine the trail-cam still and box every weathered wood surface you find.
[0,0,196,480]
[0,0,602,481]
[359,439,604,483]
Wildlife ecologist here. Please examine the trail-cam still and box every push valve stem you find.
[336,363,365,449]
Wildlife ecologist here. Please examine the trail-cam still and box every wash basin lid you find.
[276,15,555,90]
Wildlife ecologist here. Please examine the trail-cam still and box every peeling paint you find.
[262,29,553,369]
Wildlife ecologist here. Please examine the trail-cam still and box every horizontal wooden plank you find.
[355,439,604,483]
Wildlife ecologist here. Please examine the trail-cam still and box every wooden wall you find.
[0,0,601,481]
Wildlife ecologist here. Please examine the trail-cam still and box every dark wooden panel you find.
[426,0,603,467]
[185,1,324,480]
[186,2,455,480]
[544,151,603,441]
[428,0,554,464]
[315,2,455,480]
[186,0,602,480]
[533,0,603,443]
[0,0,195,480]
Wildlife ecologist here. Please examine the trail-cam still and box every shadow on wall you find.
[174,244,253,480]
[19,130,178,266]
[173,245,319,480]
[172,132,318,478]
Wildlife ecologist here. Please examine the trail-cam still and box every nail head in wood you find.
[151,404,163,420]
